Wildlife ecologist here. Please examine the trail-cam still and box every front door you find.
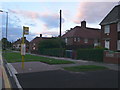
[117,40,120,50]
[105,40,110,49]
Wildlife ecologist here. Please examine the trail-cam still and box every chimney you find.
[81,21,86,28]
[40,34,42,37]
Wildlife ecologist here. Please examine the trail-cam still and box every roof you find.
[100,5,120,25]
[30,37,52,43]
[13,37,29,44]
[62,26,101,39]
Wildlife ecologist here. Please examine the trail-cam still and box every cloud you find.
[9,9,39,19]
[1,18,36,42]
[40,14,64,29]
[9,9,65,29]
[73,2,117,24]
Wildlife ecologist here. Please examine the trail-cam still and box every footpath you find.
[29,53,119,71]
[10,52,119,75]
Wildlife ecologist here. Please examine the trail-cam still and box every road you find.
[16,69,119,88]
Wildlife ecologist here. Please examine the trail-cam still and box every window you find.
[84,38,88,43]
[33,43,35,46]
[78,38,80,42]
[104,25,110,34]
[118,22,120,32]
[65,38,68,44]
[33,47,36,50]
[74,38,77,42]
[94,39,99,47]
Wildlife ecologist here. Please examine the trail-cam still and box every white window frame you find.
[105,40,110,49]
[65,38,68,44]
[118,22,120,32]
[33,43,35,46]
[84,38,88,43]
[104,25,110,34]
[94,39,99,47]
[78,37,80,42]
[117,40,120,50]
[33,47,36,50]
[74,37,77,42]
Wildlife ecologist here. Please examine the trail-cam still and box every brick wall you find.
[104,50,120,64]
[101,23,118,51]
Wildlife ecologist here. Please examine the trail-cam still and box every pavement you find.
[7,53,119,75]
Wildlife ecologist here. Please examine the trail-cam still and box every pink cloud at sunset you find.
[73,2,117,24]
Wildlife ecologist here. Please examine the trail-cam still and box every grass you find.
[3,52,75,64]
[63,65,108,72]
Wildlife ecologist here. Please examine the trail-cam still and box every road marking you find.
[2,66,12,89]
[7,63,18,74]
[6,65,12,77]
[7,63,22,89]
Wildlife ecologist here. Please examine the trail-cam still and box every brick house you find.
[12,37,29,51]
[29,34,52,53]
[100,4,120,51]
[62,21,101,49]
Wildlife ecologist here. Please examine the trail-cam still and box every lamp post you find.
[0,10,8,49]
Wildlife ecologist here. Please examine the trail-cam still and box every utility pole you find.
[59,10,62,38]
[0,10,8,50]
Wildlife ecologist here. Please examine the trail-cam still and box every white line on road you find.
[7,63,22,89]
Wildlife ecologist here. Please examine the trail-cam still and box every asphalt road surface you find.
[16,69,119,88]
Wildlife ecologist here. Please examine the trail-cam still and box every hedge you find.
[77,48,104,62]
[39,48,65,57]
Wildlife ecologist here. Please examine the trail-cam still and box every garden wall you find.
[104,50,120,64]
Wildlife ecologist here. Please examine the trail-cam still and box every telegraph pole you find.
[59,10,62,38]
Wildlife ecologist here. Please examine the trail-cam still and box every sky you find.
[0,1,119,42]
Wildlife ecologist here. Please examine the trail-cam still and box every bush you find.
[77,48,104,62]
[39,48,65,57]
[38,38,66,57]
[38,38,65,49]
[94,45,108,50]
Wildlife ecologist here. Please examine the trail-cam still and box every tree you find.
[1,38,12,50]
[38,38,66,49]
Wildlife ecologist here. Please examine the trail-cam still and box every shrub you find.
[94,45,108,50]
[39,48,65,57]
[77,48,104,62]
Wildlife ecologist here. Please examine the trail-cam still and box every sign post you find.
[21,26,29,69]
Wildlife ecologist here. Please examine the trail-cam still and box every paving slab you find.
[11,62,62,74]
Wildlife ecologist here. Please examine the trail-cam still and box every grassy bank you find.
[3,52,74,64]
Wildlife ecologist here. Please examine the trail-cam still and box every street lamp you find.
[0,10,8,40]
[0,10,8,49]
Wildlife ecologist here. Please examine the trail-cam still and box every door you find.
[117,40,120,50]
[105,40,110,49]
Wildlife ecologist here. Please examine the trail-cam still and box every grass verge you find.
[3,52,75,64]
[63,65,108,72]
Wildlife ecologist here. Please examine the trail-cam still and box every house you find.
[62,21,101,49]
[12,37,29,51]
[100,4,120,51]
[29,34,52,53]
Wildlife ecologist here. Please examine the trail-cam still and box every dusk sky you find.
[0,1,119,42]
